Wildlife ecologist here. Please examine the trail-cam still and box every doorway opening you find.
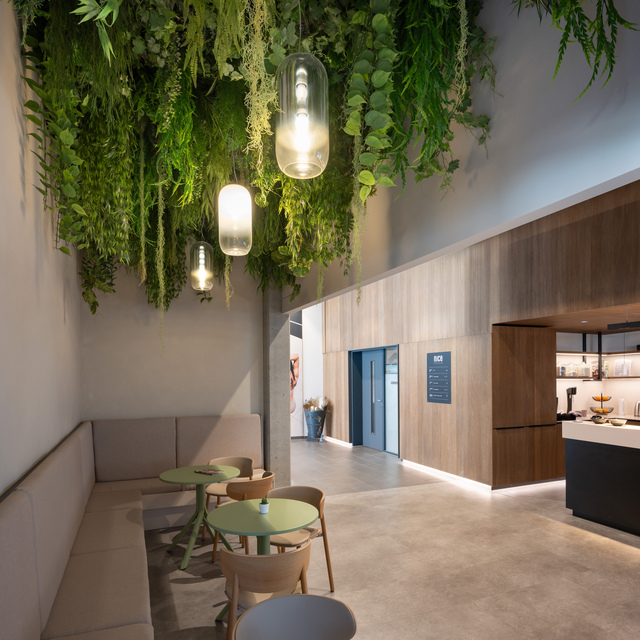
[350,346,399,454]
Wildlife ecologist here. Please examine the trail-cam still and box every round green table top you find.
[159,465,240,485]
[207,498,319,537]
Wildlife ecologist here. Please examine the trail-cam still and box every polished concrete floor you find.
[147,439,640,639]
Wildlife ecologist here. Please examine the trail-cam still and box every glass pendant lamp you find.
[275,52,329,179]
[189,241,214,291]
[218,184,252,256]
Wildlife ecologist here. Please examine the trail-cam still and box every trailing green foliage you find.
[10,0,634,313]
[512,0,636,98]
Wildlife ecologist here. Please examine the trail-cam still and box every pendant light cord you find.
[231,133,238,183]
[298,0,302,52]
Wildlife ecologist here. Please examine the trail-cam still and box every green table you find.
[159,464,239,570]
[207,497,319,556]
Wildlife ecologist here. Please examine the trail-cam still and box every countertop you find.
[562,420,640,449]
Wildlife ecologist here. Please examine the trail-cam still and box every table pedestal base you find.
[167,485,233,570]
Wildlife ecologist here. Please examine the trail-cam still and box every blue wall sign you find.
[427,351,451,404]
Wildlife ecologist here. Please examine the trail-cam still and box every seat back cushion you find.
[176,415,263,468]
[0,491,41,640]
[74,421,96,505]
[17,435,86,631]
[93,418,177,482]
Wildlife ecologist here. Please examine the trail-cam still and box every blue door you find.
[362,350,385,451]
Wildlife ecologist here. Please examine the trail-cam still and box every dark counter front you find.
[565,438,640,537]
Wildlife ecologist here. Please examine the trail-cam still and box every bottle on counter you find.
[603,361,609,378]
[619,398,625,416]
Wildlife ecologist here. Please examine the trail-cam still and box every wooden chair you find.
[212,471,275,561]
[202,456,254,541]
[232,594,356,640]
[219,541,310,640]
[266,485,335,591]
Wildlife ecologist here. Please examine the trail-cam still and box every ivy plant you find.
[8,0,635,313]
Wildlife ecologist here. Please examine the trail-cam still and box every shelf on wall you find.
[557,351,640,357]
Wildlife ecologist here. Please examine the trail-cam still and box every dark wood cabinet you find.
[491,325,562,486]
[492,424,565,487]
[492,325,556,428]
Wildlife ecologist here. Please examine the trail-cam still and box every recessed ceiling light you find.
[580,320,588,323]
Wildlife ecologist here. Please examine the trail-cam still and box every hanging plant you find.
[11,0,635,313]
[512,0,636,98]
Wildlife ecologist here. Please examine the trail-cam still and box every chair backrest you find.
[220,540,310,595]
[226,471,274,501]
[208,456,254,478]
[232,594,356,640]
[267,485,325,516]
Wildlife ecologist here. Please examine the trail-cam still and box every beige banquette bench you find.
[0,414,263,640]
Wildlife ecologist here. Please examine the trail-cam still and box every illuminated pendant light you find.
[189,241,214,291]
[276,52,329,179]
[218,184,252,256]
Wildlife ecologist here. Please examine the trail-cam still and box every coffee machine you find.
[566,387,577,413]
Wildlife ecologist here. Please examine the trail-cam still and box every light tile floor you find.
[147,439,640,639]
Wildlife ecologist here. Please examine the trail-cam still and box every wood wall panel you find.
[399,334,492,485]
[323,351,349,442]
[322,180,640,487]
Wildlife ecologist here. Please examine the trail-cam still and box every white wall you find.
[287,0,640,309]
[0,4,84,494]
[302,304,324,405]
[80,263,263,419]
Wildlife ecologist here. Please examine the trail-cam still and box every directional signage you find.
[427,351,451,404]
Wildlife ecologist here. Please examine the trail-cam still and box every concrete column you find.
[262,288,291,487]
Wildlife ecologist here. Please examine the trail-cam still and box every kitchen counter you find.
[585,413,640,423]
[562,420,640,449]
[563,421,640,537]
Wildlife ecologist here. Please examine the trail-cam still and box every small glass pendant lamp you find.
[189,241,214,291]
[275,52,329,179]
[218,184,252,256]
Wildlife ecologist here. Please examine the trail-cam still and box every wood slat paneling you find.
[399,334,492,485]
[322,180,640,487]
[323,351,349,442]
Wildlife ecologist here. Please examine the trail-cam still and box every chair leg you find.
[212,530,219,563]
[244,536,250,555]
[227,577,239,640]
[202,494,211,542]
[278,546,285,554]
[321,516,335,592]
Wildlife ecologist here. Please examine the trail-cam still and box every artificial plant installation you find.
[10,0,635,313]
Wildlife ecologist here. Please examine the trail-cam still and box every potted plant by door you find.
[304,397,328,442]
[259,497,270,514]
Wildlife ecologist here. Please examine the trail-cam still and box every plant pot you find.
[259,502,269,514]
[304,409,326,442]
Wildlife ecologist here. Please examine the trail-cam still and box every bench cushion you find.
[53,623,154,640]
[17,435,87,631]
[176,415,263,468]
[71,508,145,555]
[92,477,179,495]
[75,421,96,504]
[85,489,143,513]
[0,491,40,640]
[93,418,176,482]
[42,546,151,640]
